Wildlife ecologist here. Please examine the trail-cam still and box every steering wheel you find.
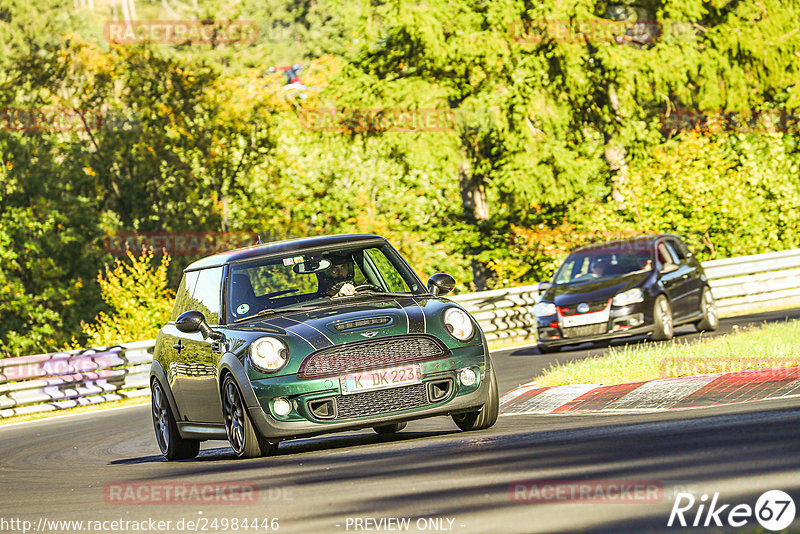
[263,289,299,299]
[354,284,382,293]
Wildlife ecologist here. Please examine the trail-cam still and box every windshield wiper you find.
[234,304,317,323]
[333,290,417,299]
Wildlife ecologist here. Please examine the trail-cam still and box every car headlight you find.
[250,337,289,372]
[612,288,644,307]
[443,308,474,341]
[534,301,557,317]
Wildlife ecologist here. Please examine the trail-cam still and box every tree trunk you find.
[458,160,491,291]
[603,84,629,210]
[603,142,629,210]
[220,195,229,233]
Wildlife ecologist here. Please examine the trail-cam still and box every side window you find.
[669,238,691,261]
[364,249,411,292]
[657,241,678,265]
[170,271,199,321]
[188,267,223,325]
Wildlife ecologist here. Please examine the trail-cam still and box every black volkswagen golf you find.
[535,235,718,353]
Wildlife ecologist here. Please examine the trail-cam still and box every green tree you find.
[0,36,281,354]
[75,246,174,347]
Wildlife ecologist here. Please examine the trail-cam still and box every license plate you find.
[340,364,421,395]
[560,309,610,327]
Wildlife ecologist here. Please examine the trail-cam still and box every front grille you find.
[334,383,430,419]
[559,300,610,316]
[562,323,608,338]
[298,335,448,379]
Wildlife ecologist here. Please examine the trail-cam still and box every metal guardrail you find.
[2,248,799,418]
[0,341,154,418]
[450,286,540,345]
[702,249,800,316]
[452,248,800,344]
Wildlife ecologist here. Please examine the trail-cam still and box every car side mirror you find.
[176,310,218,339]
[538,281,552,293]
[427,273,456,297]
[660,263,679,274]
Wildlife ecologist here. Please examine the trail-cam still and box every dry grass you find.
[536,320,800,386]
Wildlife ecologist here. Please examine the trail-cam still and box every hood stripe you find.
[263,316,331,350]
[394,299,411,334]
[405,298,426,333]
[281,316,335,349]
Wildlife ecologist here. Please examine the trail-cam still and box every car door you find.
[667,236,703,314]
[172,266,225,424]
[163,270,199,417]
[655,239,692,319]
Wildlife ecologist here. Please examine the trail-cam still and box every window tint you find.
[555,255,589,284]
[170,271,199,321]
[668,238,691,261]
[365,249,412,292]
[225,244,422,322]
[554,250,652,284]
[188,267,223,325]
[242,261,320,297]
[657,241,678,265]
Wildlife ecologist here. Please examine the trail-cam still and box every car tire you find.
[373,422,407,434]
[151,379,200,461]
[538,343,559,354]
[451,366,499,431]
[651,295,674,341]
[695,286,719,332]
[221,374,278,459]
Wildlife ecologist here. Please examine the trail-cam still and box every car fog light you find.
[459,368,477,386]
[273,398,292,417]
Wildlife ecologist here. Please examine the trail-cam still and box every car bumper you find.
[227,343,492,441]
[538,323,654,348]
[536,303,653,348]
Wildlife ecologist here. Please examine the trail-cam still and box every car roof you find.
[184,234,388,271]
[571,234,681,254]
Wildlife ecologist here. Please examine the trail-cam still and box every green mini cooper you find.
[150,234,499,460]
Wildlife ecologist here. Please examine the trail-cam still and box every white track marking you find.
[606,376,717,410]
[504,384,597,414]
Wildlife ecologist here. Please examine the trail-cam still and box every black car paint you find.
[537,234,709,350]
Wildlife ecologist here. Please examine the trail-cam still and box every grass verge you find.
[536,320,800,387]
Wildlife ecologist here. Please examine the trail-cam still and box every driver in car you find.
[589,257,606,278]
[319,256,357,297]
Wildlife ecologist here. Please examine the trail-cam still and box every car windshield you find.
[226,244,422,322]
[554,249,654,285]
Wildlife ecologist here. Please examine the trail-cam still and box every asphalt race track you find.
[1,309,799,534]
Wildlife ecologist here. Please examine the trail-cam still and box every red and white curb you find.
[500,367,800,415]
